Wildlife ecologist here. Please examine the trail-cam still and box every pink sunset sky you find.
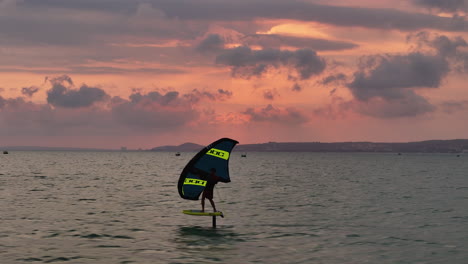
[1,0,468,149]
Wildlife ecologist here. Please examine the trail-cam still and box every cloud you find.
[0,88,204,137]
[242,34,358,51]
[157,1,468,32]
[196,34,225,53]
[263,90,276,100]
[410,31,468,57]
[2,1,466,65]
[313,96,353,119]
[118,0,468,32]
[0,0,18,14]
[21,86,40,97]
[217,89,233,98]
[46,76,109,108]
[182,88,233,103]
[292,83,302,92]
[215,46,326,80]
[321,73,347,85]
[414,0,468,12]
[339,33,468,118]
[242,104,308,124]
[314,93,436,119]
[410,31,468,72]
[353,93,436,118]
[439,100,468,113]
[348,52,449,101]
[110,90,198,131]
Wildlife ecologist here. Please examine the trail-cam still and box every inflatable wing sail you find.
[178,138,238,200]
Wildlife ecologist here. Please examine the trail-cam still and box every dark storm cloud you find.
[242,34,358,51]
[242,104,308,124]
[415,0,468,12]
[215,46,326,80]
[21,86,40,97]
[196,34,225,53]
[347,52,449,101]
[46,75,108,108]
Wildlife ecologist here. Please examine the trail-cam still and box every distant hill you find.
[150,139,468,153]
[150,142,204,152]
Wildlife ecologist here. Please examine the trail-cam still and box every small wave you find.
[17,256,83,263]
[96,245,122,248]
[77,233,134,240]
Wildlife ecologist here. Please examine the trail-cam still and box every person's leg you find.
[208,198,217,212]
[201,193,206,212]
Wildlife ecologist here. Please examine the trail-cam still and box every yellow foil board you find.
[183,210,224,216]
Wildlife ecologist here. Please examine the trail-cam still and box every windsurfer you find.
[201,168,221,212]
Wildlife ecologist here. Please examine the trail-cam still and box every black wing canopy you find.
[177,138,239,200]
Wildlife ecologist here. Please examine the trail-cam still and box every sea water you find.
[0,151,467,263]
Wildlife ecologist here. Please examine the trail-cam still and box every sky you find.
[1,0,468,149]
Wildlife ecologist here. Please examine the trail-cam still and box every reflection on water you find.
[176,225,244,245]
[172,225,245,263]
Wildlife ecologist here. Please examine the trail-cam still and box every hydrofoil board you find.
[183,210,224,217]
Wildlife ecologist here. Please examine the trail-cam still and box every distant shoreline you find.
[3,139,468,153]
[150,139,468,153]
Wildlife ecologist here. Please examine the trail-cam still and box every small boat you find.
[175,152,181,156]
[3,151,8,154]
[241,154,247,157]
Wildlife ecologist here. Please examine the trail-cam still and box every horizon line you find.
[2,138,468,150]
